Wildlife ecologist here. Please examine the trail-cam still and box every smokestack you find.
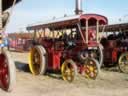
[75,0,83,15]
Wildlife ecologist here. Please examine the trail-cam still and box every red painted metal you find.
[101,33,128,66]
[0,53,9,90]
[27,14,108,71]
[8,38,33,52]
[0,0,21,91]
[8,33,33,52]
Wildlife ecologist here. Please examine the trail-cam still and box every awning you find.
[98,23,128,32]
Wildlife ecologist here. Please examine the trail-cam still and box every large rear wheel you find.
[29,45,47,75]
[0,50,16,91]
[90,44,103,68]
[61,59,77,82]
[118,52,128,74]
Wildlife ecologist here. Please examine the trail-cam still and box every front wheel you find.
[0,50,16,91]
[118,52,128,74]
[61,59,77,82]
[81,57,100,80]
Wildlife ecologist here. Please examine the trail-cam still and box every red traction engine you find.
[101,30,128,73]
[27,14,108,82]
[0,0,21,91]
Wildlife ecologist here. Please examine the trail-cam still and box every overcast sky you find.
[6,0,128,33]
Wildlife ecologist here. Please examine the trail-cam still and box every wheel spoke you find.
[82,58,98,79]
[119,53,128,73]
[61,60,76,82]
[66,69,74,82]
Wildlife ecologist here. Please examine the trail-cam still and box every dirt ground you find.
[0,51,128,96]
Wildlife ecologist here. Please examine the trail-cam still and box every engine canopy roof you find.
[27,14,108,30]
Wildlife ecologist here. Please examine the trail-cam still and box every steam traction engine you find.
[27,14,108,82]
[100,23,128,73]
[0,0,21,91]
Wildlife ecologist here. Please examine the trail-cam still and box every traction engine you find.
[27,13,108,82]
[101,30,128,73]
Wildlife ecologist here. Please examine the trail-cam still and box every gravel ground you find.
[0,51,128,96]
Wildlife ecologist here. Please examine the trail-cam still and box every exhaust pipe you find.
[75,0,83,15]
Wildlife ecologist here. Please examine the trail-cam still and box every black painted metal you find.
[2,0,21,11]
